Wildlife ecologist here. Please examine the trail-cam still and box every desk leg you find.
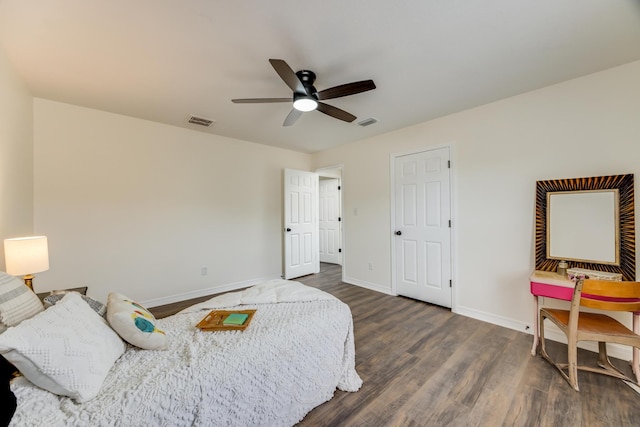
[633,313,639,383]
[531,295,539,356]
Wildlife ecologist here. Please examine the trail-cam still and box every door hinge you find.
[448,220,452,228]
[338,186,341,190]
[447,160,451,168]
[449,279,452,287]
[338,248,342,253]
[338,217,342,222]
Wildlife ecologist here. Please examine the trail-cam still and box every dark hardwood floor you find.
[150,263,640,426]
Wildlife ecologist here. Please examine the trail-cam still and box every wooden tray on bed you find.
[196,309,256,331]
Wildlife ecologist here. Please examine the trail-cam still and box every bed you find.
[0,278,362,426]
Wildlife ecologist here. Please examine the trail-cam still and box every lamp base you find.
[22,274,34,291]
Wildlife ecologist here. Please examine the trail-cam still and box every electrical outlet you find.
[201,267,208,276]
[368,262,373,271]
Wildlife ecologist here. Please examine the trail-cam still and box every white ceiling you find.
[1,1,639,153]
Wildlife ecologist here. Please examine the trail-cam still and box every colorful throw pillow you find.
[0,272,44,329]
[0,292,125,402]
[106,293,167,350]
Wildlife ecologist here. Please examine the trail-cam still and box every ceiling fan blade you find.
[232,98,291,103]
[316,102,356,123]
[269,59,306,94]
[316,80,376,100]
[283,109,303,127]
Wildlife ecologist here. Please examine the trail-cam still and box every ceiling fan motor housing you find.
[295,70,318,96]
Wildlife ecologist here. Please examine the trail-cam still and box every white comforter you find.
[10,280,362,426]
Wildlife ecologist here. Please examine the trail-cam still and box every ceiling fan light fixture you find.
[233,59,376,126]
[293,94,318,112]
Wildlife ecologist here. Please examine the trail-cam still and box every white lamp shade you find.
[4,236,49,276]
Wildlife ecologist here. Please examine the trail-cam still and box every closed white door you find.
[393,147,452,307]
[284,169,319,279]
[319,178,342,265]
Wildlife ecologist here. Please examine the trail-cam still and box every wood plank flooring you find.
[150,263,640,426]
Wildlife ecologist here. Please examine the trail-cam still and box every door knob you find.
[286,228,291,232]
[395,231,402,236]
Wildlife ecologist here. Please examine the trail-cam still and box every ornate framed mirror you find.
[535,174,635,280]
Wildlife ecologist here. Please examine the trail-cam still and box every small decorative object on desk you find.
[196,309,256,331]
[566,267,622,282]
[557,260,568,276]
[568,272,586,284]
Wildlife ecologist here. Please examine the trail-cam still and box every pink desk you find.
[530,270,640,383]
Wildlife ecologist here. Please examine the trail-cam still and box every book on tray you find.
[196,309,256,331]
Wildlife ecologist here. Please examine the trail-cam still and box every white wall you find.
[33,99,311,304]
[312,61,640,335]
[0,46,34,268]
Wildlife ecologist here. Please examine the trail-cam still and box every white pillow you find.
[0,271,44,328]
[0,292,125,402]
[106,292,167,350]
[43,292,107,316]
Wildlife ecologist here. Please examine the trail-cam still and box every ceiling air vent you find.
[188,115,215,127]
[357,117,377,127]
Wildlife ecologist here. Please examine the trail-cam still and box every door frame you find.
[390,145,457,310]
[316,164,345,283]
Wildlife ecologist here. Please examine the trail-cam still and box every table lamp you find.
[4,236,49,291]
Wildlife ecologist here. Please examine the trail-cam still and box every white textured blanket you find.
[179,279,340,314]
[10,281,362,426]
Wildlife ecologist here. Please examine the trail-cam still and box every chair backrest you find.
[578,279,640,312]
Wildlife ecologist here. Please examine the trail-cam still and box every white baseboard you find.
[454,304,633,361]
[342,276,396,296]
[454,305,532,334]
[140,274,282,308]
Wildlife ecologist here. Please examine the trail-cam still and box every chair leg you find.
[567,333,579,391]
[539,312,579,391]
[539,312,549,359]
[597,342,626,376]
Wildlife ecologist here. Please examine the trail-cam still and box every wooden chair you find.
[539,278,640,391]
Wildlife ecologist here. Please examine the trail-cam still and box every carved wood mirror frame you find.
[535,174,636,281]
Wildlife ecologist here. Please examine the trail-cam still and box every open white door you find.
[284,169,319,279]
[393,147,452,307]
[319,178,342,265]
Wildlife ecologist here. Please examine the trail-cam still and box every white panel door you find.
[393,147,452,307]
[319,178,342,265]
[284,169,319,279]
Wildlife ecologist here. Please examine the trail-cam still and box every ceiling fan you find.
[232,59,376,126]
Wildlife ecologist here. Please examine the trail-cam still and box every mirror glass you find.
[547,190,618,264]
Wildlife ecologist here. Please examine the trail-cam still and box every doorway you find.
[282,166,344,281]
[319,177,342,265]
[317,165,344,273]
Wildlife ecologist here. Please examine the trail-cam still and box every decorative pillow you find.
[0,271,44,329]
[106,293,167,350]
[43,293,107,316]
[0,292,125,402]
